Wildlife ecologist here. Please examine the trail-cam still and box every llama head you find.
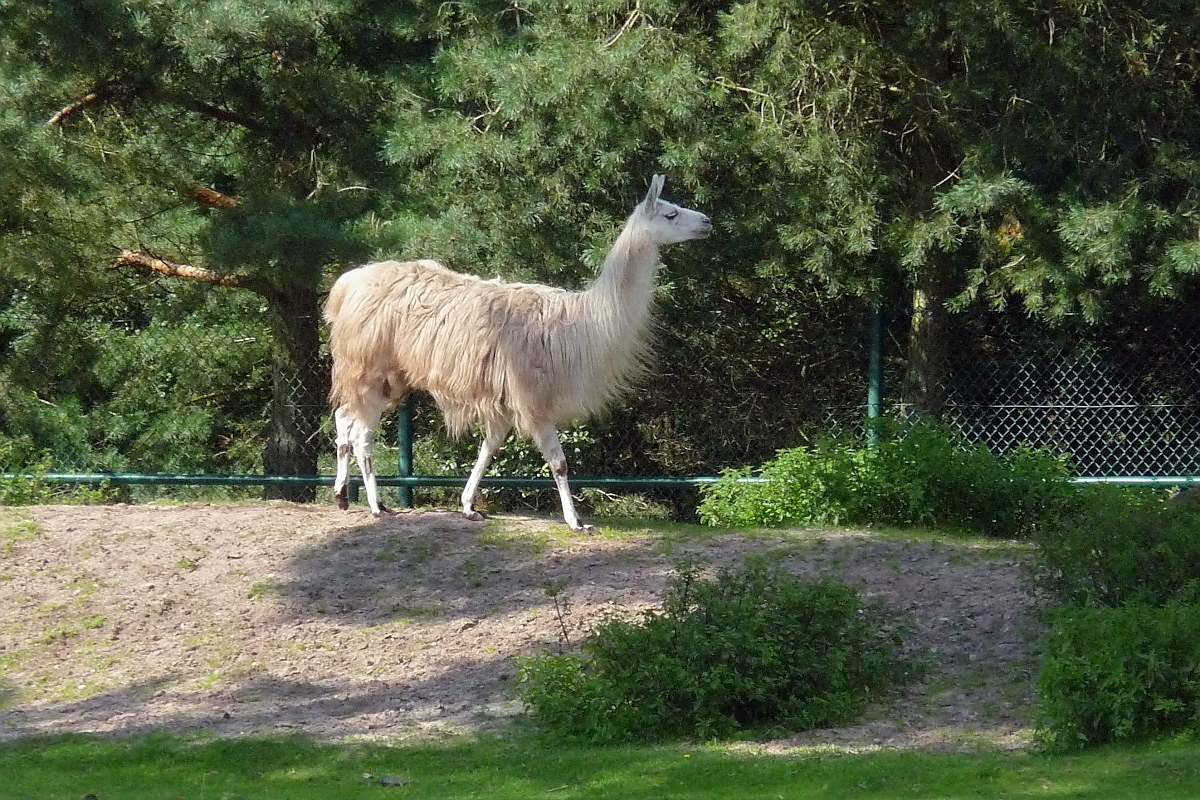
[637,174,712,245]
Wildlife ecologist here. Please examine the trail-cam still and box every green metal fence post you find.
[866,299,883,447]
[397,395,414,508]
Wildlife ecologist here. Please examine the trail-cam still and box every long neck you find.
[544,215,661,416]
[583,216,660,327]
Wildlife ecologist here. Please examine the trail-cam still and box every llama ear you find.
[642,174,665,214]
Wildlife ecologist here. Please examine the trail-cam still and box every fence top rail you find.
[8,472,757,488]
[944,403,1198,410]
[7,473,1200,488]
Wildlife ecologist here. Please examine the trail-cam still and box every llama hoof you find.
[463,510,486,522]
[572,523,598,535]
[335,493,349,511]
[370,504,393,518]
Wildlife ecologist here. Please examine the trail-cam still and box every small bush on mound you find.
[697,422,1073,537]
[1030,483,1200,608]
[515,560,921,743]
[1037,602,1200,750]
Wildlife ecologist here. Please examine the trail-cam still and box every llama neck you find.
[543,216,661,419]
[583,218,660,328]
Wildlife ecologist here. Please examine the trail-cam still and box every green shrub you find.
[1030,483,1200,608]
[698,422,1074,537]
[1037,602,1200,750]
[1031,484,1200,750]
[695,447,856,529]
[516,560,921,743]
[0,441,113,505]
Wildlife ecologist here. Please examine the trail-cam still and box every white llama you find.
[324,175,711,531]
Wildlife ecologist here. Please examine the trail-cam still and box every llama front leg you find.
[461,422,510,521]
[532,423,595,534]
[332,405,354,510]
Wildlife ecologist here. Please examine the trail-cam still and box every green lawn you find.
[2,731,1197,799]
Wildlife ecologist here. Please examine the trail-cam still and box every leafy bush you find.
[0,440,113,505]
[516,560,920,743]
[1030,483,1200,608]
[1037,602,1200,750]
[1030,484,1200,749]
[698,422,1074,537]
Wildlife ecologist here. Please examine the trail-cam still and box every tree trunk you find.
[902,256,950,419]
[262,286,326,502]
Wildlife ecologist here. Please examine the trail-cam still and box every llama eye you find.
[664,211,678,220]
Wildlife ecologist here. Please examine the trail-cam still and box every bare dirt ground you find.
[0,503,1041,751]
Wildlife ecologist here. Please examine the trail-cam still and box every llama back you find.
[326,258,658,437]
[326,260,552,435]
[327,260,486,414]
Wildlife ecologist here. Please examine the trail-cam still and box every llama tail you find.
[324,270,356,407]
[323,278,348,325]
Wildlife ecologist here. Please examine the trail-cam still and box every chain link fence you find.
[3,287,1199,501]
[0,291,277,478]
[937,312,1200,478]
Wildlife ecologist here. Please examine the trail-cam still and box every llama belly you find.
[429,392,513,438]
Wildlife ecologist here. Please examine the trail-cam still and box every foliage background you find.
[1,1,1198,496]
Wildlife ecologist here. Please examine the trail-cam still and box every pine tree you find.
[0,0,444,494]
[385,0,1200,421]
[4,0,1199,485]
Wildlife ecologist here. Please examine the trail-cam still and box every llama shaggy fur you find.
[325,175,711,531]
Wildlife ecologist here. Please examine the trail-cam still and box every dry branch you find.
[116,249,265,294]
[171,95,272,135]
[47,83,113,127]
[49,80,270,138]
[185,184,239,209]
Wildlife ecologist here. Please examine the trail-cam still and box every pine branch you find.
[47,82,114,126]
[49,80,271,137]
[184,184,239,209]
[165,93,273,135]
[115,249,267,295]
[602,4,648,49]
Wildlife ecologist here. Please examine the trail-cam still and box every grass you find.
[247,577,280,601]
[0,731,1197,799]
[0,511,42,554]
[1,507,1189,797]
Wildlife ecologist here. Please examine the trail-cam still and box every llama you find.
[324,175,711,531]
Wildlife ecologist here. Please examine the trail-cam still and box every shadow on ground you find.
[0,504,1040,747]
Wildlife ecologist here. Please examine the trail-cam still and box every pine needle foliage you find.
[3,1,1200,479]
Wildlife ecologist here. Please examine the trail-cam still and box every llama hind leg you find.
[345,392,391,516]
[532,422,595,534]
[332,405,354,510]
[461,421,510,521]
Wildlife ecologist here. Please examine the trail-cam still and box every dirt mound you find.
[0,503,1039,750]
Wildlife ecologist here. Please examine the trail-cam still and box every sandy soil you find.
[0,503,1040,751]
